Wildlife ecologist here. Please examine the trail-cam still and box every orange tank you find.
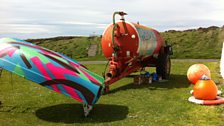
[102,21,164,62]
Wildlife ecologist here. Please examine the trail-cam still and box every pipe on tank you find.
[111,11,128,58]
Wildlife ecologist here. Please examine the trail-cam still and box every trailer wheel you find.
[156,53,171,79]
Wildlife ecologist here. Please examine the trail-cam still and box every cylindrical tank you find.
[101,21,165,61]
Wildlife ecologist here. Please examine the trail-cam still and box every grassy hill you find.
[161,26,224,59]
[27,36,105,60]
[27,26,224,60]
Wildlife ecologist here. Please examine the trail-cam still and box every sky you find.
[0,0,224,39]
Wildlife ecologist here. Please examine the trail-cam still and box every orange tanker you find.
[101,12,173,91]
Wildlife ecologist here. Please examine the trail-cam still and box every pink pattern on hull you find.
[0,46,18,57]
[80,68,101,85]
[46,63,82,102]
[70,62,100,85]
[62,85,83,102]
[31,57,61,93]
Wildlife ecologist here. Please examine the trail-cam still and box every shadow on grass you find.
[35,103,128,123]
[109,74,190,94]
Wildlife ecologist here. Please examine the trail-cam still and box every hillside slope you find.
[27,36,104,60]
[27,26,224,60]
[161,26,224,59]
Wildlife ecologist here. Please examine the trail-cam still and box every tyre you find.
[156,52,171,79]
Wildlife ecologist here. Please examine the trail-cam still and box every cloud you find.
[0,0,223,39]
[0,24,51,34]
[63,21,107,27]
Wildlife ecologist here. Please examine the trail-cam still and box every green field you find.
[0,60,224,126]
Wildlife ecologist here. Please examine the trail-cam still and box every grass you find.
[161,27,224,59]
[0,60,224,126]
[25,26,224,60]
[28,36,103,61]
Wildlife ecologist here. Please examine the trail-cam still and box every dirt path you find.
[80,59,219,64]
[88,44,98,57]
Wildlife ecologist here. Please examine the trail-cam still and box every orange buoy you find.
[187,64,211,84]
[193,78,218,100]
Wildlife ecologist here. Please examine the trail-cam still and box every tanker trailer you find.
[102,11,173,91]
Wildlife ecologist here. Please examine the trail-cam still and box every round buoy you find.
[187,64,211,84]
[193,78,218,100]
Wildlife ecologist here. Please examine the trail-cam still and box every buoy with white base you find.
[188,75,224,105]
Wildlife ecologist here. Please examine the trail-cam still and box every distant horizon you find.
[21,25,224,40]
